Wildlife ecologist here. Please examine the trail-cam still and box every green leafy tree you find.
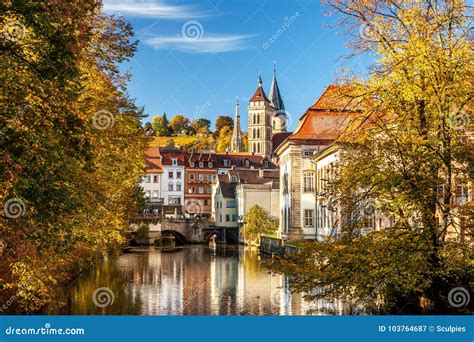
[152,113,171,136]
[242,205,278,245]
[191,118,211,135]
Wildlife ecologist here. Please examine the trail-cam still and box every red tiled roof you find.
[214,153,278,169]
[144,147,163,173]
[184,151,216,168]
[159,148,185,166]
[309,84,360,112]
[250,85,270,103]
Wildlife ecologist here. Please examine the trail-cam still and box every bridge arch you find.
[161,230,188,245]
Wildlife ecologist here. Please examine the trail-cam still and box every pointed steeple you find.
[250,75,270,103]
[269,62,285,114]
[230,96,243,153]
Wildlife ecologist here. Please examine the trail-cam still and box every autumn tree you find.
[242,205,278,245]
[191,118,211,135]
[213,115,233,139]
[273,0,473,314]
[215,126,233,152]
[170,114,190,135]
[0,1,147,312]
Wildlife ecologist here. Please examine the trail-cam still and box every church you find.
[230,67,288,157]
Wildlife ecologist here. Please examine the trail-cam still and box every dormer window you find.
[208,162,213,168]
[223,159,231,167]
[263,160,268,167]
[190,161,194,167]
[243,160,250,168]
[172,158,178,166]
[231,175,238,183]
[199,162,203,168]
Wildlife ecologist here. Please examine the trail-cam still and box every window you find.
[303,150,314,158]
[145,175,151,183]
[232,214,238,222]
[263,161,268,168]
[168,171,173,179]
[176,183,182,191]
[226,200,237,208]
[145,191,151,198]
[189,187,195,194]
[172,158,178,166]
[204,199,208,206]
[206,187,211,194]
[152,190,159,199]
[169,196,181,205]
[198,174,204,181]
[243,160,249,167]
[189,173,195,181]
[219,214,222,222]
[207,174,213,181]
[153,175,159,183]
[304,209,314,227]
[223,159,231,167]
[168,183,173,191]
[190,161,194,167]
[225,214,230,222]
[303,172,315,192]
[231,175,238,183]
[176,171,181,179]
[199,187,204,194]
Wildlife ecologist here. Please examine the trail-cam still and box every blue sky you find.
[103,0,371,131]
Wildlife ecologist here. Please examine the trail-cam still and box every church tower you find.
[230,97,243,153]
[269,65,287,133]
[248,76,273,157]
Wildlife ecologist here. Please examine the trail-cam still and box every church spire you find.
[230,96,243,153]
[269,62,285,113]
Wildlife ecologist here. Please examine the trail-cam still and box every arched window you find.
[257,129,260,139]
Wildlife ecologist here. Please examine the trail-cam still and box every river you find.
[57,245,354,315]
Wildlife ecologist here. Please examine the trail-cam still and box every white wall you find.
[140,173,163,201]
[161,165,185,205]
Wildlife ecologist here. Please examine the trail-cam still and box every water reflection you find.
[57,245,352,315]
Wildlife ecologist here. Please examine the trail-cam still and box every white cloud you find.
[143,34,254,53]
[102,0,208,19]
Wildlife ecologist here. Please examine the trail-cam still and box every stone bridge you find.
[130,216,239,245]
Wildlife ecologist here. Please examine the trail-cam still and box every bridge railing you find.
[260,236,299,256]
